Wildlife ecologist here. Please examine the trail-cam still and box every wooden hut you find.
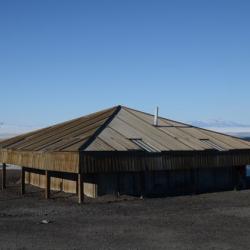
[1,105,250,203]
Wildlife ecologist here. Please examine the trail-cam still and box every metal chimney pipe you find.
[154,107,159,126]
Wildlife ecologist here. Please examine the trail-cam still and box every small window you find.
[200,139,225,151]
[130,139,159,153]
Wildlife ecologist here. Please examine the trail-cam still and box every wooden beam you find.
[1,163,6,190]
[76,176,79,195]
[21,167,25,195]
[45,170,50,199]
[78,173,84,204]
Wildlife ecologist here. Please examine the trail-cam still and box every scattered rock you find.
[40,219,51,224]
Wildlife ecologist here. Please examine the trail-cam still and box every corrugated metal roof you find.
[1,105,250,153]
[0,106,117,152]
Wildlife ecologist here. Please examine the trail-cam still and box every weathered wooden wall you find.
[25,172,97,198]
[92,166,239,197]
[25,172,76,193]
[80,151,250,173]
[1,149,250,174]
[23,165,245,198]
[0,149,79,173]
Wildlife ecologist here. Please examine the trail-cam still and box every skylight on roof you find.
[200,139,225,151]
[130,139,159,153]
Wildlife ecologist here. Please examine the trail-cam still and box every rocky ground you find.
[1,170,250,250]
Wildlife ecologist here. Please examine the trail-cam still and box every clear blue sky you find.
[0,0,250,127]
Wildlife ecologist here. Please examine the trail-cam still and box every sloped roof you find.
[1,105,250,153]
[0,106,118,152]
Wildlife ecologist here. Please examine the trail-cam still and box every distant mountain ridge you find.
[191,119,250,128]
[190,119,250,138]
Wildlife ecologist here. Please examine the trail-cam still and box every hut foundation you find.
[21,167,25,195]
[78,173,84,204]
[45,170,50,199]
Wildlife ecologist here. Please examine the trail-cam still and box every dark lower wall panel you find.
[24,166,243,198]
[94,166,238,197]
[146,167,236,196]
[96,172,143,196]
[118,172,143,196]
[195,167,235,194]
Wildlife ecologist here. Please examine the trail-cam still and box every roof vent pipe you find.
[154,106,159,126]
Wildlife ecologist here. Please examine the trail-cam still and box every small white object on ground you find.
[41,219,50,224]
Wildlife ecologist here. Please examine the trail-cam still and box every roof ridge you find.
[78,105,122,151]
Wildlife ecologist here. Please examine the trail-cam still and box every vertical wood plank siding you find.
[1,149,250,174]
[79,151,250,173]
[0,149,79,173]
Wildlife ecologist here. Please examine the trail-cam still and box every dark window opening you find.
[200,139,225,151]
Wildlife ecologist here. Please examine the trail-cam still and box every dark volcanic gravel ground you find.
[1,170,250,250]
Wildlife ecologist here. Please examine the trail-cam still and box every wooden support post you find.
[78,173,84,204]
[76,176,79,195]
[1,163,6,190]
[21,167,25,195]
[45,170,50,199]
